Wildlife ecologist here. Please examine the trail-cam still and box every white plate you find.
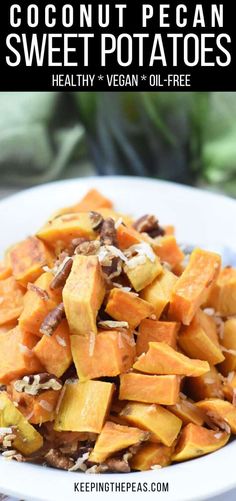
[0,176,236,501]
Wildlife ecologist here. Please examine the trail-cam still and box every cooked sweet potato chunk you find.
[172,423,229,462]
[168,248,221,325]
[133,342,210,377]
[70,189,113,212]
[196,399,236,433]
[119,373,181,405]
[218,318,236,376]
[152,235,184,268]
[136,319,179,356]
[131,442,172,470]
[54,380,114,433]
[63,255,105,336]
[89,421,149,463]
[8,384,60,425]
[116,225,144,250]
[0,326,43,384]
[124,254,162,292]
[141,269,177,318]
[168,398,205,426]
[71,330,135,381]
[33,320,72,378]
[105,288,154,329]
[120,402,182,446]
[0,276,24,326]
[206,267,236,316]
[186,366,224,400]
[223,372,236,402]
[0,259,11,280]
[9,237,53,287]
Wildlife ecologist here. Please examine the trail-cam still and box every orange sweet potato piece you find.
[141,268,177,318]
[185,366,224,401]
[0,326,43,384]
[164,225,175,236]
[0,321,17,334]
[168,248,221,325]
[152,235,184,268]
[19,272,61,336]
[105,288,154,329]
[119,373,181,405]
[0,259,12,280]
[0,276,24,325]
[71,330,135,381]
[89,421,149,463]
[136,319,179,356]
[218,318,236,376]
[116,225,144,250]
[9,237,54,287]
[124,254,162,292]
[206,267,236,316]
[196,398,236,433]
[8,383,60,424]
[168,398,205,426]
[172,423,229,462]
[133,342,210,377]
[33,320,72,377]
[131,442,172,470]
[223,372,236,402]
[72,189,113,212]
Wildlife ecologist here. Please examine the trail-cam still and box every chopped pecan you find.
[100,218,118,247]
[50,258,73,290]
[45,448,74,470]
[104,457,130,473]
[67,238,88,255]
[133,214,165,238]
[102,256,123,280]
[89,211,104,231]
[39,302,65,337]
[74,240,101,256]
[27,283,49,301]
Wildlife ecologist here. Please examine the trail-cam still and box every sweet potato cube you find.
[124,255,162,292]
[0,321,17,334]
[119,373,181,405]
[186,366,224,400]
[223,372,236,402]
[63,255,105,336]
[136,319,179,356]
[116,225,144,250]
[0,259,11,280]
[19,272,60,336]
[206,267,236,316]
[8,384,60,425]
[120,402,182,446]
[89,421,149,463]
[218,319,236,376]
[196,398,236,433]
[168,399,204,426]
[71,189,113,212]
[37,212,97,252]
[9,237,53,287]
[105,288,154,329]
[141,269,177,318]
[0,392,43,454]
[178,312,224,365]
[172,423,229,462]
[0,276,24,325]
[71,330,135,381]
[131,442,172,470]
[54,380,114,433]
[168,248,221,325]
[133,342,210,377]
[152,236,184,268]
[33,319,72,377]
[0,326,43,384]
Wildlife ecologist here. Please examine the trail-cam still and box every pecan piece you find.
[27,283,49,301]
[102,256,122,280]
[39,302,65,337]
[74,240,100,256]
[104,457,130,473]
[133,214,165,238]
[100,218,118,247]
[45,448,74,470]
[89,211,104,231]
[50,258,73,290]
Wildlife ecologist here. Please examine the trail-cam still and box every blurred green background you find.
[0,92,236,195]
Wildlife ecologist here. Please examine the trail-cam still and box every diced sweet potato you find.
[152,236,184,268]
[164,225,175,236]
[186,366,224,400]
[0,326,43,384]
[141,269,177,318]
[71,330,135,381]
[172,423,229,462]
[218,318,236,376]
[178,312,224,365]
[63,255,105,336]
[168,399,205,426]
[105,288,154,329]
[0,392,43,454]
[131,442,172,470]
[196,398,236,433]
[19,272,61,336]
[223,372,236,402]
[8,384,60,425]
[33,320,72,378]
[70,189,113,212]
[168,248,221,325]
[120,402,182,446]
[0,259,11,280]
[89,421,149,463]
[9,237,54,287]
[116,225,144,250]
[133,342,210,377]
[124,255,162,292]
[54,380,114,433]
[206,267,236,316]
[136,319,179,356]
[0,321,17,334]
[37,213,97,252]
[0,276,24,325]
[119,373,181,405]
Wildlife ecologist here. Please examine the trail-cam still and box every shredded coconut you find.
[0,427,13,436]
[214,432,223,439]
[220,346,236,356]
[115,217,123,229]
[151,464,162,470]
[55,335,67,347]
[2,450,17,458]
[18,344,33,357]
[227,371,235,383]
[39,400,53,412]
[89,332,96,356]
[98,320,129,330]
[69,452,89,472]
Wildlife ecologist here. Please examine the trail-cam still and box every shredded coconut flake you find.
[55,335,67,347]
[227,371,235,383]
[18,344,33,357]
[203,308,216,316]
[151,464,162,470]
[39,400,53,412]
[220,346,236,356]
[115,217,123,229]
[69,452,89,472]
[214,432,223,439]
[0,427,12,436]
[89,331,96,356]
[2,450,17,458]
[98,320,129,330]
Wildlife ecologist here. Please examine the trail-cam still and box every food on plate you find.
[0,187,235,473]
